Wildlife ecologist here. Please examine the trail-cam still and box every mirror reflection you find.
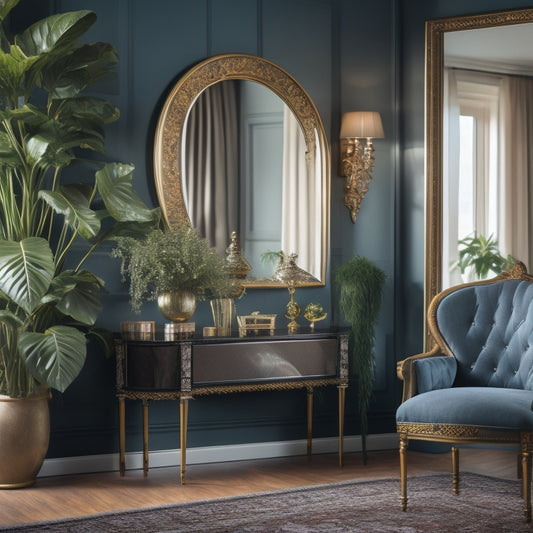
[442,22,533,288]
[183,80,321,279]
[153,54,329,289]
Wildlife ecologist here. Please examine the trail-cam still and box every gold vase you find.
[0,390,51,488]
[157,290,197,322]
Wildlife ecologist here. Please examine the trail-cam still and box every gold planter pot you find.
[0,390,51,489]
[157,290,197,322]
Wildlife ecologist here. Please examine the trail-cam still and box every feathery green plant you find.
[112,226,233,313]
[335,256,386,463]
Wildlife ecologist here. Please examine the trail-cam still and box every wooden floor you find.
[0,447,520,527]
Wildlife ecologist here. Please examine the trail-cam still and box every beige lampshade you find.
[340,111,385,139]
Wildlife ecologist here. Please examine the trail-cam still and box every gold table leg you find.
[307,387,313,459]
[452,446,459,494]
[338,385,346,467]
[119,397,125,476]
[180,398,189,484]
[142,400,149,476]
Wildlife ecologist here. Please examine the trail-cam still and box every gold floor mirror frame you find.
[424,8,533,349]
[153,53,330,289]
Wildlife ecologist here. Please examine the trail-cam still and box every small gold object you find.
[121,321,155,341]
[203,326,217,337]
[303,302,327,331]
[164,322,195,340]
[285,281,301,333]
[237,313,276,336]
[224,231,251,298]
[273,253,319,332]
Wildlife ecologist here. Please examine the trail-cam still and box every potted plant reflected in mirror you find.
[0,2,159,488]
[112,225,233,322]
[452,233,517,281]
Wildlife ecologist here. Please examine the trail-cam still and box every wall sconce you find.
[339,111,385,223]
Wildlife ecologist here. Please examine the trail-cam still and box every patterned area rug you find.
[1,473,531,532]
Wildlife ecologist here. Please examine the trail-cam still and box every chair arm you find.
[397,345,453,402]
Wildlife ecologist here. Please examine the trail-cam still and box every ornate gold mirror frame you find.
[424,8,533,347]
[153,53,330,289]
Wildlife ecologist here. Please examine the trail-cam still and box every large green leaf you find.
[0,47,39,101]
[25,119,105,167]
[15,11,96,57]
[0,131,20,166]
[39,185,101,239]
[96,163,157,222]
[0,309,23,330]
[52,96,119,125]
[42,42,118,99]
[18,325,87,392]
[0,237,55,313]
[0,0,19,23]
[44,270,103,325]
[92,215,161,245]
[0,103,47,124]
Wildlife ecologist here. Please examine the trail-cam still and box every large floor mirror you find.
[153,54,330,288]
[425,8,533,345]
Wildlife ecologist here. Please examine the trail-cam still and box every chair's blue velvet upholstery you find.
[436,280,533,389]
[414,356,457,394]
[397,278,533,429]
[397,387,533,430]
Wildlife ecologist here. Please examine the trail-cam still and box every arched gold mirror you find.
[425,8,533,346]
[154,53,330,288]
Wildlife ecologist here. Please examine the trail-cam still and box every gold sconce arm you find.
[340,111,384,223]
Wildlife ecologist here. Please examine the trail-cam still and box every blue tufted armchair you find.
[396,262,533,522]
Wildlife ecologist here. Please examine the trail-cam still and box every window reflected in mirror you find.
[182,80,321,280]
[442,22,533,288]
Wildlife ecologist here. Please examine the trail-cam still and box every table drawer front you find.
[192,338,338,385]
[126,344,180,389]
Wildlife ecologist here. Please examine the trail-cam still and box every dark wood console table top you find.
[115,328,349,483]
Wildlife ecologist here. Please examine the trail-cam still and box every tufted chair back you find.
[432,277,533,389]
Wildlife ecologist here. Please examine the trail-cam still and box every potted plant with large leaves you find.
[0,1,159,487]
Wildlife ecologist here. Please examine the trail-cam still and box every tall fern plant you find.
[0,1,159,398]
[335,256,386,463]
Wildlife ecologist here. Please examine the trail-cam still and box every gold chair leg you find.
[399,434,408,511]
[520,433,532,523]
[452,446,459,494]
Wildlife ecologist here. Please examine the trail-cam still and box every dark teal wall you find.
[22,0,529,460]
[18,0,396,459]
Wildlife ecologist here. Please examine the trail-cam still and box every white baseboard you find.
[38,433,398,478]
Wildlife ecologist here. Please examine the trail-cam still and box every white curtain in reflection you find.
[499,76,533,270]
[281,106,321,279]
[183,81,239,255]
[442,68,462,287]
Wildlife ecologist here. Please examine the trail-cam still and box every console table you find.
[115,328,349,483]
